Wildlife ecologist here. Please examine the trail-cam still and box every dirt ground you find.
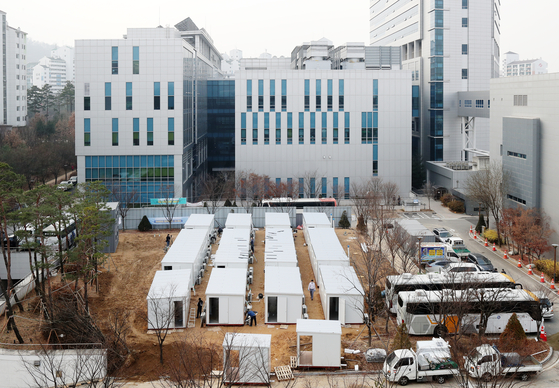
[0,225,550,382]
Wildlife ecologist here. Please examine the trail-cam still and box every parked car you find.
[57,181,72,191]
[433,228,452,242]
[465,253,497,272]
[425,259,452,273]
[441,263,484,273]
[535,292,554,319]
[69,176,78,185]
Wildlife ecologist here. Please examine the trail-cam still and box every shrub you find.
[535,259,555,279]
[483,229,498,243]
[356,215,367,233]
[138,215,152,232]
[339,211,351,228]
[440,193,455,206]
[499,313,526,351]
[447,200,465,213]
[475,213,486,233]
[223,199,232,207]
[392,323,412,351]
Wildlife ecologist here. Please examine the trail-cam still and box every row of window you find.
[507,194,526,205]
[240,177,351,199]
[460,100,490,109]
[86,81,175,111]
[240,112,352,145]
[83,117,175,147]
[111,46,140,75]
[507,151,527,159]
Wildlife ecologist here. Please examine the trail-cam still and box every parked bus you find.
[43,219,77,251]
[385,272,521,314]
[262,197,337,209]
[397,288,541,337]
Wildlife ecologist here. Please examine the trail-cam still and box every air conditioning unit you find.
[249,255,254,264]
[247,292,253,303]
[302,305,307,314]
[248,275,253,284]
[202,263,206,271]
[199,269,204,278]
[196,276,201,285]
[302,296,305,305]
[249,267,254,276]
[303,313,309,319]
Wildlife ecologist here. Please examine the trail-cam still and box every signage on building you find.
[150,198,187,205]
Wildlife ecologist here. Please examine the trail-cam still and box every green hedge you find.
[447,200,465,213]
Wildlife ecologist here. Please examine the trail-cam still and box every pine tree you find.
[338,210,350,228]
[392,323,412,351]
[499,313,526,351]
[475,213,487,233]
[224,199,232,207]
[138,215,152,232]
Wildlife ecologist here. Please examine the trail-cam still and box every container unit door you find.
[268,296,278,323]
[339,298,346,325]
[277,297,287,323]
[220,297,229,324]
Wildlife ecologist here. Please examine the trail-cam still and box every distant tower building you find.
[370,0,500,162]
[0,10,28,126]
[221,49,243,76]
[32,46,75,92]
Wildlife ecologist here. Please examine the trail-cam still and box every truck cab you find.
[465,344,542,381]
[383,349,418,385]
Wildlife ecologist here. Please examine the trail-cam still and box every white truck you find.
[465,344,542,382]
[383,338,458,385]
[443,237,470,259]
[420,243,460,263]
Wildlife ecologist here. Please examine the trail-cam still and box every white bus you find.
[396,288,541,337]
[43,219,77,251]
[385,272,521,314]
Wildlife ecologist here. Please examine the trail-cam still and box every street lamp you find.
[417,236,423,274]
[553,244,558,283]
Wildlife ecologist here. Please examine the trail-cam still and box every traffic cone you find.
[484,238,488,247]
[517,259,522,268]
[540,273,545,283]
[469,226,473,235]
[503,251,508,259]
[527,264,533,275]
[492,243,496,251]
[540,325,547,342]
[551,279,556,290]
[473,231,477,240]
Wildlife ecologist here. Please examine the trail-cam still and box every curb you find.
[542,346,554,364]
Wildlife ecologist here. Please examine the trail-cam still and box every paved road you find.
[408,201,559,338]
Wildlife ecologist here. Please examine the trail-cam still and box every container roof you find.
[225,213,253,228]
[302,212,331,227]
[265,227,297,264]
[307,228,349,263]
[214,228,251,263]
[296,319,341,334]
[265,267,304,295]
[206,268,247,296]
[184,214,214,229]
[319,265,364,295]
[265,212,291,228]
[161,229,208,264]
[147,269,192,299]
[223,333,272,348]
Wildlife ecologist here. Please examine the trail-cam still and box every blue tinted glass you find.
[373,144,378,160]
[247,80,252,96]
[168,82,174,95]
[162,155,168,167]
[276,112,281,128]
[373,79,378,95]
[106,156,112,167]
[270,80,275,95]
[287,112,292,127]
[169,156,174,167]
[126,82,132,96]
[113,156,119,167]
[85,156,91,168]
[253,113,258,129]
[368,112,373,128]
[112,46,118,60]
[133,46,139,60]
[316,80,321,95]
[105,82,111,96]
[304,80,310,95]
[310,112,315,128]
[84,118,90,132]
[373,112,378,127]
[147,118,153,131]
[120,156,126,167]
[362,112,366,127]
[127,156,133,166]
[112,118,118,132]
[328,79,332,95]
[322,178,327,195]
[134,155,140,167]
[141,155,146,167]
[258,80,263,95]
[299,112,304,128]
[168,118,174,132]
[154,82,160,96]
[322,112,327,127]
[345,112,350,127]
[148,155,154,167]
[133,118,139,132]
[333,112,338,126]
[282,80,287,96]
[264,113,269,129]
[241,113,246,128]
[339,80,344,95]
[92,156,98,168]
[154,155,161,167]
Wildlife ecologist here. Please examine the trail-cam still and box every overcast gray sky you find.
[2,0,557,72]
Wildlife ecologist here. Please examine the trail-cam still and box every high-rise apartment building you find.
[75,19,223,204]
[369,0,500,162]
[1,10,28,126]
[31,46,76,92]
[502,52,547,77]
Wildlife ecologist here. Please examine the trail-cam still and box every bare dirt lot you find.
[0,225,550,383]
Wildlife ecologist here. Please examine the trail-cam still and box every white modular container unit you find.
[184,213,215,233]
[264,227,298,267]
[161,228,209,286]
[206,268,247,325]
[305,227,349,284]
[147,269,192,330]
[214,228,251,269]
[302,212,331,237]
[296,319,341,368]
[264,267,304,324]
[225,213,253,229]
[319,265,364,325]
[223,333,272,385]
[265,212,291,229]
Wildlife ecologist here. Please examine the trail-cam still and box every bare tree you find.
[200,171,235,215]
[302,170,323,199]
[159,184,182,230]
[465,161,510,244]
[109,184,138,231]
[422,180,435,210]
[146,284,179,364]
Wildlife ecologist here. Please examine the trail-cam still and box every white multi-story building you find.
[32,46,75,92]
[75,19,223,204]
[235,41,412,198]
[502,52,547,77]
[221,49,242,76]
[369,0,500,163]
[52,46,75,83]
[489,73,559,245]
[1,10,27,126]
